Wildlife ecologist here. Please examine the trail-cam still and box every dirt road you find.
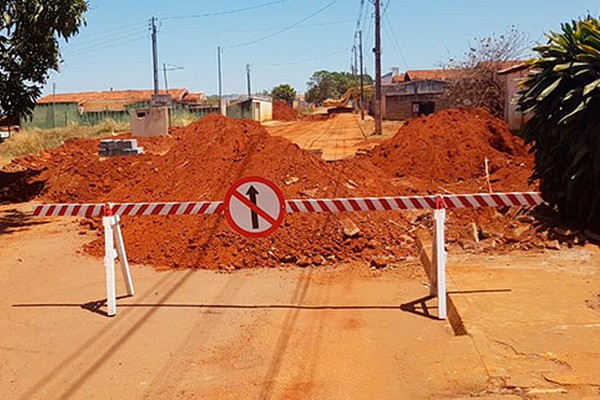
[0,204,491,400]
[264,113,402,161]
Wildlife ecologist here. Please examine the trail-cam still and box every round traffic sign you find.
[224,176,285,237]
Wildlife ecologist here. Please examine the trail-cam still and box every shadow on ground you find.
[0,169,45,203]
[0,207,48,236]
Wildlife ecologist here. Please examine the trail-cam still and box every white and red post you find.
[102,204,134,317]
[431,197,447,320]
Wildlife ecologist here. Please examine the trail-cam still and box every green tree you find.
[305,70,372,104]
[271,83,296,105]
[0,1,88,120]
[517,16,600,231]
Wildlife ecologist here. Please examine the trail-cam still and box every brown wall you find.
[383,93,453,120]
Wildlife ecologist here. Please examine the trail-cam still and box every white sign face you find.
[224,177,285,237]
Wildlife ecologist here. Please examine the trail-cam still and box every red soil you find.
[1,109,545,270]
[4,115,410,270]
[358,108,531,187]
[272,101,299,121]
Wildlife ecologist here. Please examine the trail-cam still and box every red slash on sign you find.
[224,177,285,238]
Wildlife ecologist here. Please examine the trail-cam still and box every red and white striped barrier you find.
[31,190,545,318]
[33,201,224,217]
[285,192,542,213]
[33,192,543,217]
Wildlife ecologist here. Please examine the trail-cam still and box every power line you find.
[254,48,349,67]
[62,32,147,58]
[64,25,148,49]
[224,0,340,49]
[161,20,352,35]
[384,12,409,70]
[161,0,290,21]
[67,21,147,39]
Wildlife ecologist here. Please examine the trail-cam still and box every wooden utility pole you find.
[246,63,251,99]
[217,46,224,115]
[163,63,168,93]
[359,29,365,120]
[374,0,382,135]
[353,45,358,88]
[151,17,159,97]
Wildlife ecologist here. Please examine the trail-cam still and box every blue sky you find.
[45,0,600,96]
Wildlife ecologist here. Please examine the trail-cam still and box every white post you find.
[103,215,117,317]
[433,208,447,320]
[112,215,134,296]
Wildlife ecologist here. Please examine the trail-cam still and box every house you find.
[226,97,273,122]
[498,62,531,130]
[381,68,460,120]
[23,88,216,129]
[381,62,527,126]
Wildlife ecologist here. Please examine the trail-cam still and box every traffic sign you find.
[224,177,285,237]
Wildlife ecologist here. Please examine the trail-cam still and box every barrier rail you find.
[32,191,544,318]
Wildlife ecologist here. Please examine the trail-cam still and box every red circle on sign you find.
[224,176,285,238]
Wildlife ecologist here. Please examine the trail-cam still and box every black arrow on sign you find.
[246,185,260,229]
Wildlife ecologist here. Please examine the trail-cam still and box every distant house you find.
[22,88,216,129]
[226,97,273,122]
[381,62,528,126]
[381,68,460,120]
[498,62,531,130]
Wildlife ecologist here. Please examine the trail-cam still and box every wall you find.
[130,107,169,137]
[384,93,453,120]
[226,99,273,122]
[503,69,530,130]
[21,103,80,129]
[382,80,452,120]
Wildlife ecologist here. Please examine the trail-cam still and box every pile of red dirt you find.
[345,108,547,252]
[2,109,552,269]
[6,114,413,270]
[272,101,299,121]
[356,108,532,192]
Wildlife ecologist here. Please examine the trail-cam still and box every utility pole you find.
[217,46,224,115]
[374,0,382,135]
[353,45,358,88]
[163,63,168,94]
[359,29,365,120]
[151,17,159,97]
[246,63,251,99]
[163,63,184,94]
[52,82,56,128]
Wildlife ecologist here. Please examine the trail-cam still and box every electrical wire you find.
[384,12,409,70]
[254,48,349,67]
[62,31,147,58]
[64,25,148,49]
[161,0,290,21]
[161,20,351,35]
[224,0,339,49]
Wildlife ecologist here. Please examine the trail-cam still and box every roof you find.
[37,88,189,105]
[80,100,142,113]
[477,60,524,71]
[180,92,206,103]
[403,69,465,82]
[498,62,529,75]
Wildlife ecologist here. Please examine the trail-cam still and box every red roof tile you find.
[404,69,466,82]
[37,89,189,105]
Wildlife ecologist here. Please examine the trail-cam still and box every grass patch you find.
[170,112,200,128]
[0,119,129,167]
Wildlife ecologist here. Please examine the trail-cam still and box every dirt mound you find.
[362,108,530,187]
[343,108,545,252]
[2,110,550,269]
[272,101,299,121]
[9,115,411,270]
